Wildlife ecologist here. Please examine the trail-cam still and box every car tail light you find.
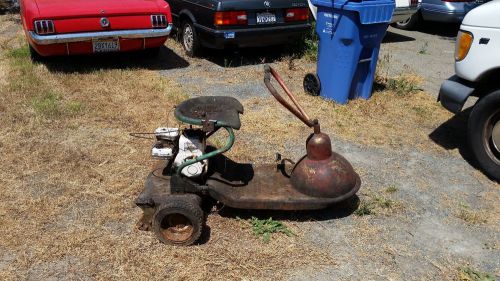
[455,30,473,61]
[214,11,247,26]
[410,0,418,6]
[151,15,167,28]
[34,20,55,35]
[285,8,309,22]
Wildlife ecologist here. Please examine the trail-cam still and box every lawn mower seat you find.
[174,96,244,130]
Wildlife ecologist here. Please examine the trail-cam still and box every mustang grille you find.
[151,15,167,28]
[34,20,55,35]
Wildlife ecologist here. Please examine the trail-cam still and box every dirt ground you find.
[0,14,498,280]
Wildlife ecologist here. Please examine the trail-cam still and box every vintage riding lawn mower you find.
[135,66,361,245]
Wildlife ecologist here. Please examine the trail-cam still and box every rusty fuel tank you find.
[264,65,360,199]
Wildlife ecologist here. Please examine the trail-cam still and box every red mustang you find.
[20,0,173,57]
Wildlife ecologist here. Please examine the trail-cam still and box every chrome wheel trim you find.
[484,109,500,164]
[492,118,500,154]
[397,17,411,26]
[183,25,194,51]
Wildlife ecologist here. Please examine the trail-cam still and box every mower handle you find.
[264,65,320,131]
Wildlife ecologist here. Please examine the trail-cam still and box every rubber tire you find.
[393,12,420,30]
[468,90,500,182]
[181,21,201,58]
[152,197,204,246]
[303,73,321,96]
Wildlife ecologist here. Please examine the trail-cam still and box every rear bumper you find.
[28,24,173,45]
[438,75,475,113]
[421,2,479,23]
[194,23,311,49]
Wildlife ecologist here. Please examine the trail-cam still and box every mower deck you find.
[137,155,360,211]
[206,156,361,210]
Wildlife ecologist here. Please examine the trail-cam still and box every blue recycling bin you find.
[308,0,395,104]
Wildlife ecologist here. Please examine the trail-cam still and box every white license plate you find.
[256,13,276,24]
[93,39,119,53]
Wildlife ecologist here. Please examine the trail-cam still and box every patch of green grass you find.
[354,193,397,216]
[31,92,61,116]
[459,267,495,281]
[66,101,83,114]
[386,75,420,96]
[354,202,373,216]
[249,217,294,243]
[7,44,30,60]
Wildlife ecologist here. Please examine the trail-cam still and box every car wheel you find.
[468,90,500,182]
[303,73,321,96]
[181,21,201,57]
[394,12,420,30]
[152,196,204,246]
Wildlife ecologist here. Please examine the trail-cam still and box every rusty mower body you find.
[135,66,361,245]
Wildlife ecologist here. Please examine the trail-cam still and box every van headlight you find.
[455,30,473,61]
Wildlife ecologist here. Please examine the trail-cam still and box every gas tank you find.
[290,130,359,198]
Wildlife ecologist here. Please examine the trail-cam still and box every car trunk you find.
[33,0,162,33]
[216,0,309,29]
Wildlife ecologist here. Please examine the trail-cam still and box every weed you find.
[286,22,318,61]
[373,195,394,208]
[459,267,495,281]
[249,217,294,243]
[419,42,429,55]
[385,186,398,193]
[386,75,421,96]
[31,92,61,116]
[354,193,398,216]
[354,202,373,216]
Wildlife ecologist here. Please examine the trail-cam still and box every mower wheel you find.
[303,73,321,96]
[153,196,204,246]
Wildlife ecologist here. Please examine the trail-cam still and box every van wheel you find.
[468,90,500,182]
[394,12,420,30]
[181,21,201,57]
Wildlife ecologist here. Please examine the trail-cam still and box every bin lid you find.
[311,0,395,24]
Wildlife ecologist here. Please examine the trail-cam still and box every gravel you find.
[160,24,499,279]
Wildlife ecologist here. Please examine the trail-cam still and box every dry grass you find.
[0,22,336,280]
[1,15,497,280]
[223,74,452,162]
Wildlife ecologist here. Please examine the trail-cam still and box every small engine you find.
[152,127,207,178]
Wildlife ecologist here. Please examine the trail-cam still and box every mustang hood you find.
[34,0,161,18]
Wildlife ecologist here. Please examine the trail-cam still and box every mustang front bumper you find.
[28,24,173,45]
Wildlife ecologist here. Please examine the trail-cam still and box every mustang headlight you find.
[34,20,55,35]
[455,30,473,61]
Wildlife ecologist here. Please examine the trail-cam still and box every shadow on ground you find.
[429,107,481,169]
[199,44,308,68]
[382,30,416,43]
[416,22,460,40]
[42,45,189,73]
[216,195,360,222]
